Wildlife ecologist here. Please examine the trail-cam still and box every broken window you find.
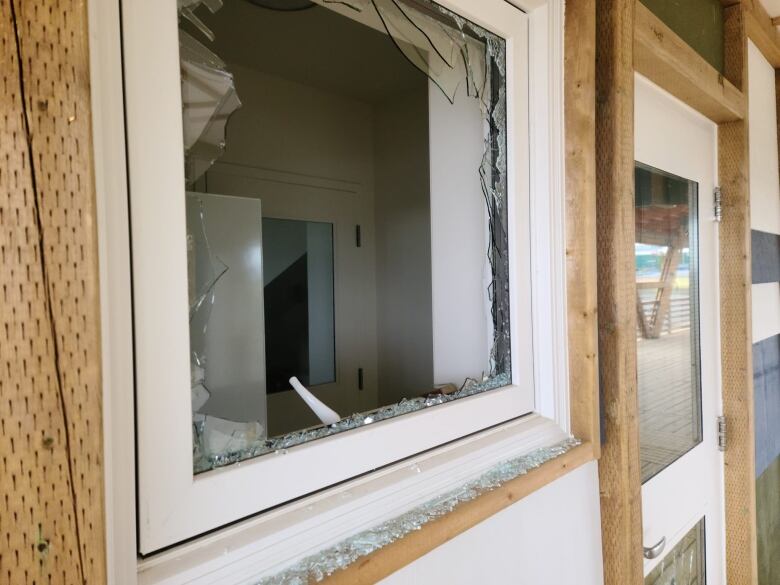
[179,0,512,474]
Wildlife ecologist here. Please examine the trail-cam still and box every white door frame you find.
[634,73,725,582]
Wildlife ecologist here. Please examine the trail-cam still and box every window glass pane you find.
[635,163,703,483]
[645,519,706,585]
[181,0,513,473]
[262,218,335,392]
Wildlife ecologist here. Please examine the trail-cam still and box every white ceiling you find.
[188,2,427,105]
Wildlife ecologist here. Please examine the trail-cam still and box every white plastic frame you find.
[95,0,568,570]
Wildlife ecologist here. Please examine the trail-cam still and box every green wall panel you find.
[640,0,724,73]
[758,455,780,585]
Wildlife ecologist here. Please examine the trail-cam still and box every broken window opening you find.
[180,0,514,474]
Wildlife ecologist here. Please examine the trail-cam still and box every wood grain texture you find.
[565,0,600,452]
[0,0,106,583]
[720,6,759,584]
[634,0,746,123]
[595,0,644,583]
[322,443,595,585]
[745,0,780,67]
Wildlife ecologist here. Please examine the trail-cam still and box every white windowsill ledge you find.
[137,414,569,585]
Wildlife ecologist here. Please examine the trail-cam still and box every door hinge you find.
[713,187,722,222]
[355,225,362,247]
[717,415,727,452]
[357,367,364,391]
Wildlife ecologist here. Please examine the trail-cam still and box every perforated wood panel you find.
[719,6,759,584]
[595,0,644,583]
[0,1,106,583]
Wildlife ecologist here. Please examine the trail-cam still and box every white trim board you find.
[752,282,780,343]
[748,40,780,236]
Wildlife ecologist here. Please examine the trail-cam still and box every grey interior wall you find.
[373,86,434,405]
[753,230,780,284]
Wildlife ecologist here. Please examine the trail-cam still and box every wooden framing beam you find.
[565,0,600,452]
[0,0,106,583]
[634,0,746,123]
[719,6,759,584]
[745,0,780,67]
[595,0,644,583]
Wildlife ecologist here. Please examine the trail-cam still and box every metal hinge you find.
[713,187,723,222]
[355,225,362,247]
[357,367,364,391]
[717,415,727,451]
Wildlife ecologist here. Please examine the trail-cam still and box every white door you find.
[634,74,725,584]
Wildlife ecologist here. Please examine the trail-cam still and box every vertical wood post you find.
[565,0,600,451]
[0,1,106,582]
[720,5,759,584]
[595,0,644,582]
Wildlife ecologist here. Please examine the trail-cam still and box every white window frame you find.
[91,0,567,580]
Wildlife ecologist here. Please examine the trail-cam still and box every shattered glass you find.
[182,0,513,474]
[194,373,510,473]
[253,439,579,584]
[179,6,241,184]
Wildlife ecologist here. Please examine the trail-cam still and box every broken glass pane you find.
[179,0,512,474]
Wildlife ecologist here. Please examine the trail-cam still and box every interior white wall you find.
[203,65,380,432]
[748,41,780,236]
[429,82,492,387]
[373,87,434,404]
[380,461,604,585]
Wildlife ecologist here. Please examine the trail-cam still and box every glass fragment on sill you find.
[193,373,510,473]
[253,438,580,584]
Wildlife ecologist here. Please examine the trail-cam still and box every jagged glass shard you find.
[254,439,580,584]
[179,9,241,184]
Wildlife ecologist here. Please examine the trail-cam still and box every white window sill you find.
[137,413,570,584]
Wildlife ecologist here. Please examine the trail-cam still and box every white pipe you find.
[289,376,341,426]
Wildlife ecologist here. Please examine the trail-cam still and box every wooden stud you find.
[745,0,780,67]
[0,0,106,583]
[719,6,759,585]
[565,0,600,452]
[634,1,746,123]
[595,0,644,583]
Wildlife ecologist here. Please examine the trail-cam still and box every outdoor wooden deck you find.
[638,329,700,480]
